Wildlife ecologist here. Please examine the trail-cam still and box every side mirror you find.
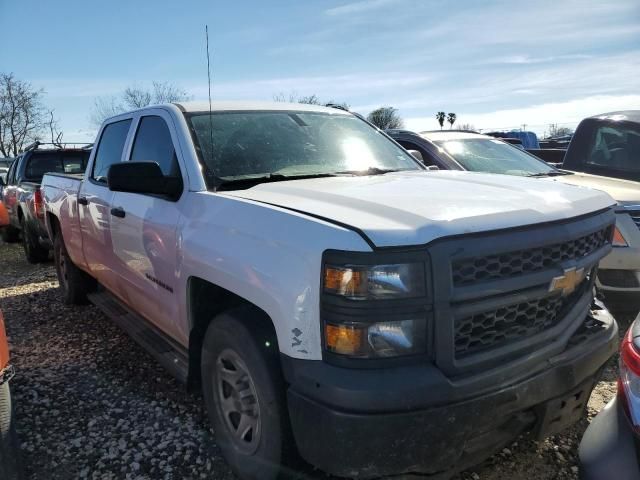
[407,149,424,162]
[426,165,440,171]
[107,162,182,198]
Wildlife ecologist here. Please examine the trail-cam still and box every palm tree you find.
[436,112,446,130]
[447,113,457,129]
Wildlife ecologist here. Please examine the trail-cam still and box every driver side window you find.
[130,115,181,178]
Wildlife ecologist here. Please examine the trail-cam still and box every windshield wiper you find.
[335,167,402,176]
[526,171,570,177]
[215,172,338,191]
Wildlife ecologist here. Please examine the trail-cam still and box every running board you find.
[88,291,189,384]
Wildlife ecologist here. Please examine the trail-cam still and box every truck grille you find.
[454,283,588,358]
[452,226,611,287]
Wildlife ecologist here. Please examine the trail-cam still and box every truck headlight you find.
[323,263,426,299]
[325,319,426,358]
[322,258,428,358]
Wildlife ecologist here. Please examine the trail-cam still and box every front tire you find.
[0,382,23,480]
[201,307,295,480]
[53,233,96,305]
[20,219,48,264]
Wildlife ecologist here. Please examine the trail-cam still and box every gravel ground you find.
[0,240,635,480]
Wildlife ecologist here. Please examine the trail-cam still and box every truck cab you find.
[0,143,90,262]
[562,111,640,182]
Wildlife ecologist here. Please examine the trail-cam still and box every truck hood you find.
[552,171,640,204]
[223,170,615,247]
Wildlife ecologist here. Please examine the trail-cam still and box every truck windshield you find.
[434,138,557,176]
[187,111,421,188]
[24,151,90,182]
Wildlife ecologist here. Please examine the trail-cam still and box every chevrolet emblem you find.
[549,267,587,296]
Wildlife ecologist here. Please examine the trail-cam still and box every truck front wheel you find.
[201,308,295,480]
[53,233,96,305]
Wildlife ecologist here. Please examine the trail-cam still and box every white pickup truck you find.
[43,101,619,479]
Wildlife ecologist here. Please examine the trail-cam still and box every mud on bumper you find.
[282,308,618,479]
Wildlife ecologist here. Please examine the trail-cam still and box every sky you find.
[1,0,639,141]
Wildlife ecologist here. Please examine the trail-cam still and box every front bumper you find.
[283,308,618,478]
[579,397,640,480]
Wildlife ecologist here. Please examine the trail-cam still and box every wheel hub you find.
[215,349,261,454]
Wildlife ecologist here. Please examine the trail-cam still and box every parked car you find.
[388,129,640,308]
[579,311,640,480]
[0,309,21,480]
[44,101,619,480]
[0,142,91,262]
[561,111,640,182]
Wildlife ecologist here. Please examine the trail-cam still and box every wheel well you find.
[187,277,279,390]
[47,213,60,239]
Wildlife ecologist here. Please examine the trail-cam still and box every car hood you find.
[553,171,640,203]
[223,170,615,247]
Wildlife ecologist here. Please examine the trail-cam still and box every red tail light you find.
[33,188,44,219]
[619,326,640,434]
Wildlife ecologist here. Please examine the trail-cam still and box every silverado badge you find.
[549,267,587,296]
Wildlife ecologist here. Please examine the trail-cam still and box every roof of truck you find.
[174,101,351,115]
[588,110,640,123]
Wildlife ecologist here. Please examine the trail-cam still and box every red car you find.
[0,310,21,479]
[580,312,640,479]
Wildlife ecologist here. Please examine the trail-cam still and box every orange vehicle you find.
[0,310,21,479]
[0,200,8,228]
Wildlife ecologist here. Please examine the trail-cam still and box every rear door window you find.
[24,151,91,182]
[91,119,132,183]
[586,124,640,173]
[129,116,181,177]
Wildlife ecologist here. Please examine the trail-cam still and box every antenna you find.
[205,25,215,165]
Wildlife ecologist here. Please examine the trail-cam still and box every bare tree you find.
[47,110,63,144]
[273,92,349,109]
[91,81,192,126]
[447,113,457,129]
[0,73,47,157]
[436,111,446,130]
[548,124,573,137]
[366,106,404,130]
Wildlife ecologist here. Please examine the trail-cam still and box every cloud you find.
[186,72,434,100]
[325,0,400,16]
[404,95,640,134]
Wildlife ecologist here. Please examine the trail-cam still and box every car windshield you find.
[24,151,90,182]
[187,111,421,187]
[434,138,556,176]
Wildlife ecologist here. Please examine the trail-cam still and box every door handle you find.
[78,196,88,206]
[110,207,126,218]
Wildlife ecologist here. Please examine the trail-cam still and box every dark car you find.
[387,129,560,175]
[562,110,640,182]
[579,312,640,480]
[0,142,90,262]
